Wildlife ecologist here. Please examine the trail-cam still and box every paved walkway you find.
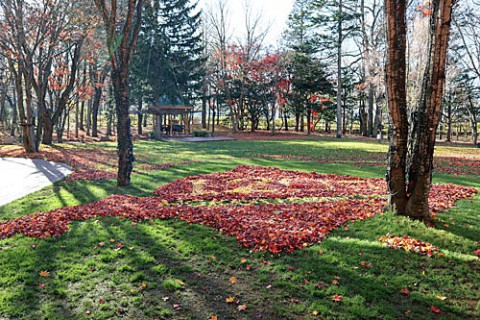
[0,158,72,207]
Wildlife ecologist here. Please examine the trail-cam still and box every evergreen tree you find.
[132,0,205,106]
[311,0,360,138]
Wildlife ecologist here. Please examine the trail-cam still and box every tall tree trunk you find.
[42,112,54,145]
[75,100,79,138]
[137,97,143,135]
[336,0,343,139]
[10,89,18,137]
[307,108,311,135]
[405,0,454,219]
[112,69,134,186]
[386,0,455,220]
[385,0,408,214]
[446,103,452,142]
[359,98,368,136]
[367,84,374,136]
[91,88,102,137]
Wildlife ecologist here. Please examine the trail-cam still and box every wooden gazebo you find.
[147,96,194,139]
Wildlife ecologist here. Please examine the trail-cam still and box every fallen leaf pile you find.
[153,165,387,201]
[379,234,441,257]
[65,170,116,182]
[0,166,477,253]
[255,152,480,176]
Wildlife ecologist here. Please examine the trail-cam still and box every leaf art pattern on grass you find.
[0,166,477,253]
[0,195,384,253]
[379,234,441,257]
[153,165,477,214]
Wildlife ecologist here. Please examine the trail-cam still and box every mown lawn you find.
[0,137,479,319]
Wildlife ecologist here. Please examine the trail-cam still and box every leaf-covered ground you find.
[1,166,476,254]
[0,138,479,319]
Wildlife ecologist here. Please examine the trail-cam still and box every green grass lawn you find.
[0,137,479,319]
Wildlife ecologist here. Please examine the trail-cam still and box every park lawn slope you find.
[0,138,479,319]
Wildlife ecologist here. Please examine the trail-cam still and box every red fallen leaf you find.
[475,249,480,257]
[316,283,323,289]
[245,265,251,270]
[98,298,105,304]
[38,283,45,288]
[360,261,373,268]
[332,294,343,302]
[332,280,339,285]
[431,305,441,314]
[290,299,299,303]
[173,304,181,310]
[304,279,310,284]
[401,289,410,296]
[288,266,295,271]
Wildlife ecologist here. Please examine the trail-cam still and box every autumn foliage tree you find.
[385,0,456,219]
[93,0,144,187]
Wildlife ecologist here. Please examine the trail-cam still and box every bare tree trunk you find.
[385,0,408,214]
[336,0,343,139]
[91,88,102,137]
[405,0,454,219]
[75,100,79,138]
[386,0,455,220]
[137,97,143,135]
[112,69,134,186]
[367,84,374,136]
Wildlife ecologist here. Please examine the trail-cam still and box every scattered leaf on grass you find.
[237,304,247,311]
[39,271,50,277]
[431,305,441,314]
[332,295,343,302]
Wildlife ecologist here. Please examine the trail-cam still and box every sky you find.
[198,0,295,47]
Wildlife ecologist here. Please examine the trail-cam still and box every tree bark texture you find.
[386,0,455,220]
[405,0,455,219]
[385,0,408,214]
[94,0,144,186]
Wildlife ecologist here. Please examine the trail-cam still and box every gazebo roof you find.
[147,95,193,115]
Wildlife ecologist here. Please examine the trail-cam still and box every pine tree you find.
[310,0,360,138]
[132,0,205,106]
